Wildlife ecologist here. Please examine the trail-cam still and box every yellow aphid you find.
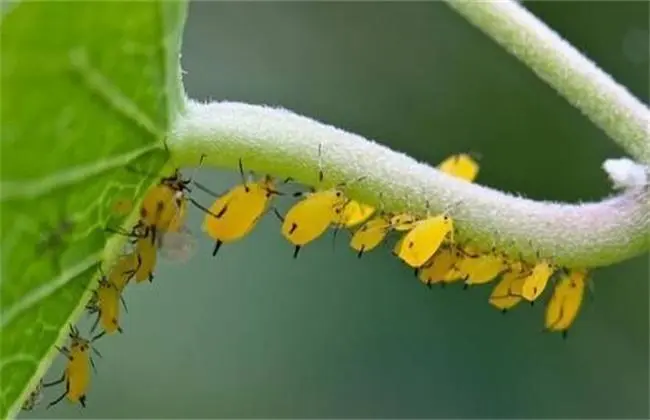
[336,200,375,228]
[134,231,156,283]
[349,214,392,258]
[280,188,348,258]
[417,247,457,287]
[459,249,508,287]
[437,153,480,182]
[108,253,139,293]
[88,276,124,341]
[43,325,101,408]
[442,265,465,284]
[393,213,454,268]
[521,260,555,302]
[192,164,282,256]
[545,269,588,336]
[488,262,529,312]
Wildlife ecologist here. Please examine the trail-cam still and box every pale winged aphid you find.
[43,325,102,409]
[21,379,44,411]
[488,261,531,313]
[436,153,480,183]
[276,144,363,258]
[190,158,284,256]
[544,268,588,338]
[393,202,455,269]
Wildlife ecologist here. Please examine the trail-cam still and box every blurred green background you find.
[24,1,648,418]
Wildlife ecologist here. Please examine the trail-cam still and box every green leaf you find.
[0,1,187,417]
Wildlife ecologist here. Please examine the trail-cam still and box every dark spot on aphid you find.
[408,241,414,249]
[289,223,298,235]
[335,191,342,197]
[443,215,449,221]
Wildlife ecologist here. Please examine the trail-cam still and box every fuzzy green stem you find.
[168,100,650,268]
[445,0,650,165]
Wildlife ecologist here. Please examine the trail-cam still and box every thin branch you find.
[444,0,650,165]
[169,100,650,268]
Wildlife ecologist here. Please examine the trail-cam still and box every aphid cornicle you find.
[276,144,362,258]
[393,211,455,269]
[43,325,102,409]
[544,269,588,337]
[437,153,480,182]
[190,158,283,256]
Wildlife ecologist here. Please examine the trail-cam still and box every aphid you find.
[133,155,204,242]
[521,260,556,302]
[21,379,44,411]
[393,210,455,269]
[349,214,392,258]
[459,247,508,288]
[417,246,457,287]
[276,144,362,258]
[544,269,588,337]
[437,153,480,182]
[106,222,155,283]
[488,262,529,312]
[107,253,139,293]
[87,272,125,341]
[43,325,102,409]
[389,213,418,231]
[191,159,283,256]
[441,264,465,285]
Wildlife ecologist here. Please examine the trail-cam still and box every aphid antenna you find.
[192,180,224,198]
[186,153,207,186]
[237,158,250,191]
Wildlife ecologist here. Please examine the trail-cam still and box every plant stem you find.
[444,0,650,165]
[168,100,650,268]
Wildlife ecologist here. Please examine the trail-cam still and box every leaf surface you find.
[0,1,187,417]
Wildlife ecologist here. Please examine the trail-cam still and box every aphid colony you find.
[23,148,591,412]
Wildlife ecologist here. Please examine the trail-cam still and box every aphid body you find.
[545,269,588,334]
[437,153,479,182]
[394,213,454,268]
[521,260,555,302]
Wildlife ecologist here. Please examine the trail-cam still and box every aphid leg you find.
[188,197,224,219]
[46,390,67,409]
[117,325,124,334]
[212,240,223,257]
[148,273,154,283]
[92,331,106,342]
[54,346,72,361]
[331,226,340,252]
[79,395,87,408]
[238,158,249,192]
[90,357,98,374]
[90,313,100,334]
[293,245,301,259]
[42,373,65,388]
[120,295,128,313]
[192,181,224,198]
[272,208,285,223]
[90,346,103,358]
[282,177,294,184]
